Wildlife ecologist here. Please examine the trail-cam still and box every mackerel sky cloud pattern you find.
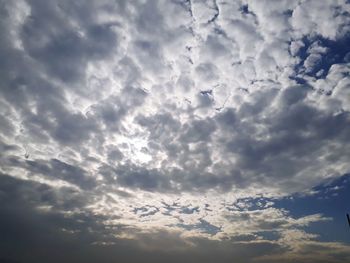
[0,1,350,262]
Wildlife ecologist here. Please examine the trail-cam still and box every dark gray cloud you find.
[0,174,284,263]
[20,0,119,83]
[114,163,171,191]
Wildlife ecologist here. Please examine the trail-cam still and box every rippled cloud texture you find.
[1,0,350,262]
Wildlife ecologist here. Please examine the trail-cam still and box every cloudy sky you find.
[1,0,350,262]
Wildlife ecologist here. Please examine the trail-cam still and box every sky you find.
[0,0,350,262]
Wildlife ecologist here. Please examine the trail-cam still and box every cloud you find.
[0,0,350,262]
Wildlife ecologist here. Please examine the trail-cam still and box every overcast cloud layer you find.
[1,0,350,262]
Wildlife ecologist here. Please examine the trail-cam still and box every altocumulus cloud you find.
[0,0,350,262]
